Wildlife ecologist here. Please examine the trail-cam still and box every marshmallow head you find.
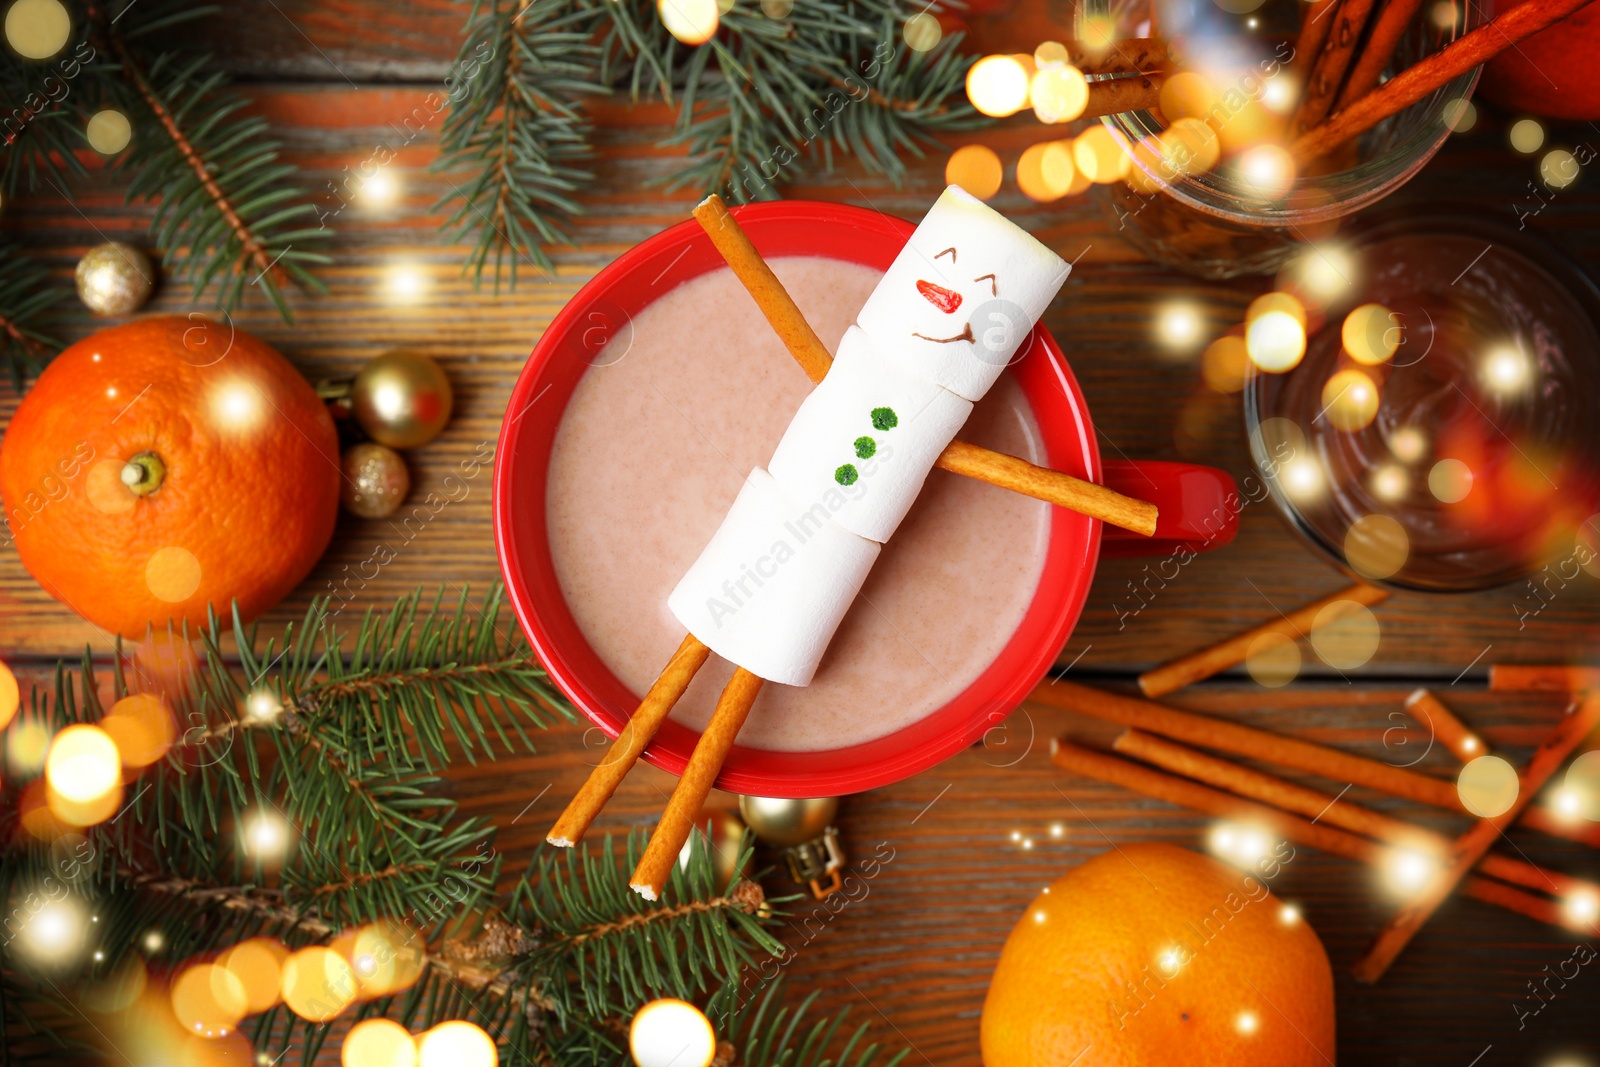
[667,468,880,686]
[857,185,1070,402]
[768,326,972,543]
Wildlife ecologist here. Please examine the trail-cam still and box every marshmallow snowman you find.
[669,186,1070,686]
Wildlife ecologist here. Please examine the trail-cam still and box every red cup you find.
[494,201,1237,797]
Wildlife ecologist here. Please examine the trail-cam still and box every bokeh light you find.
[1309,602,1380,669]
[13,895,89,968]
[1321,369,1379,431]
[1342,303,1400,365]
[1542,148,1580,189]
[171,962,249,1037]
[1561,750,1600,821]
[384,263,428,303]
[1016,142,1063,202]
[1159,72,1218,121]
[657,0,719,46]
[1280,457,1325,502]
[1209,822,1274,866]
[1073,126,1131,183]
[1288,244,1357,304]
[628,999,714,1067]
[281,946,357,1022]
[1344,514,1409,580]
[1442,97,1476,132]
[1030,66,1088,123]
[359,168,402,209]
[1390,426,1428,463]
[241,808,292,863]
[1247,291,1305,328]
[1563,888,1599,928]
[966,55,1031,118]
[349,920,425,997]
[218,938,288,1013]
[1509,118,1545,155]
[0,659,17,731]
[1155,302,1204,350]
[1457,755,1520,817]
[243,687,283,725]
[1246,310,1306,372]
[1236,1011,1260,1035]
[45,724,121,803]
[1079,13,1116,51]
[417,1021,498,1067]
[343,1018,418,1067]
[1383,847,1439,897]
[944,144,1003,200]
[1236,144,1296,199]
[902,12,940,51]
[1481,344,1532,395]
[1428,458,1474,503]
[86,109,132,155]
[4,0,70,59]
[1370,464,1410,502]
[1246,632,1301,687]
[1033,40,1069,67]
[1202,335,1249,393]
[1160,117,1220,177]
[101,693,175,768]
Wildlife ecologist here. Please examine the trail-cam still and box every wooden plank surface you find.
[4,1,1600,1061]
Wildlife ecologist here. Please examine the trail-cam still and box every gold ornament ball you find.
[352,351,453,449]
[341,443,411,519]
[75,241,155,317]
[738,795,838,848]
[677,806,750,886]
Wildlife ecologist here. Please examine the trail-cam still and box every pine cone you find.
[729,879,766,913]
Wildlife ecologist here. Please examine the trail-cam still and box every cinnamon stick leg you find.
[631,667,765,900]
[546,634,712,847]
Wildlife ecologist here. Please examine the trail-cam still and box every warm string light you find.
[417,1022,498,1067]
[629,999,715,1067]
[965,55,1031,118]
[657,0,719,46]
[14,895,91,968]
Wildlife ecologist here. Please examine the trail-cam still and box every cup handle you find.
[1099,460,1240,558]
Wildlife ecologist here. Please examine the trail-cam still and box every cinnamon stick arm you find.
[1489,665,1600,691]
[630,667,764,900]
[1137,582,1389,697]
[547,634,712,847]
[693,195,1160,538]
[1292,0,1597,162]
[1352,694,1600,983]
[1294,0,1344,73]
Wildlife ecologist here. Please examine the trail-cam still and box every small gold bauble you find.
[341,443,410,519]
[75,241,154,317]
[351,351,453,449]
[737,795,837,848]
[677,807,750,886]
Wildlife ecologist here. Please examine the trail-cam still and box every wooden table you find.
[4,3,1599,1061]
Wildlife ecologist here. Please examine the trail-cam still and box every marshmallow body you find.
[767,327,973,543]
[667,468,880,686]
[857,185,1071,402]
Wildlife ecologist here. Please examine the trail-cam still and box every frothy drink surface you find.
[547,257,1050,751]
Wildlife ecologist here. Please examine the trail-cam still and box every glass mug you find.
[1244,212,1600,592]
[1084,0,1481,278]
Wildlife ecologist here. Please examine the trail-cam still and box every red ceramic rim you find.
[493,200,1103,797]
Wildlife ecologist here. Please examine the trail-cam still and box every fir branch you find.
[0,242,64,390]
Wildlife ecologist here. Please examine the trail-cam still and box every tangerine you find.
[981,843,1334,1067]
[0,316,339,637]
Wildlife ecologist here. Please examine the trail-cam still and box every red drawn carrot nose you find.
[916,279,963,313]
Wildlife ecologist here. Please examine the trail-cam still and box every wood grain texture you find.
[3,2,1600,1059]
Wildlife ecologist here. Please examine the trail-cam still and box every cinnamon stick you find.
[1113,729,1594,900]
[547,634,712,847]
[1084,73,1165,120]
[1335,0,1428,108]
[1294,0,1344,74]
[1293,0,1381,132]
[1063,38,1173,74]
[1033,679,1461,808]
[1489,665,1600,692]
[692,195,1160,538]
[1292,0,1597,162]
[1050,738,1567,927]
[1352,693,1600,982]
[1137,582,1389,696]
[631,667,764,900]
[1403,688,1482,762]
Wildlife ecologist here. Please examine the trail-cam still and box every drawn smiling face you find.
[856,185,1072,403]
[909,245,1003,345]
